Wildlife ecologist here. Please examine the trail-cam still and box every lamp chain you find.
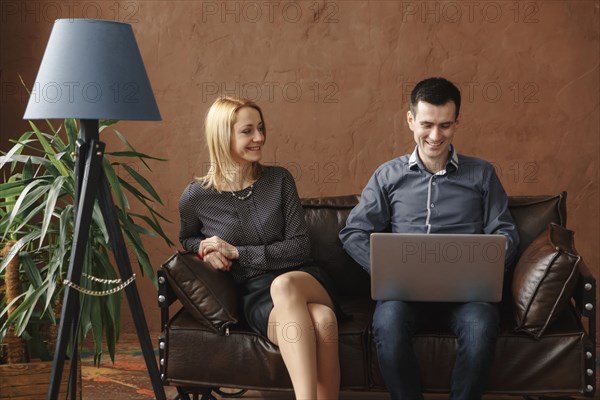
[63,273,136,296]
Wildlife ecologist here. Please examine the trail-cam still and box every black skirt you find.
[236,264,346,338]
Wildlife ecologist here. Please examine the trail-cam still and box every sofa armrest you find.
[158,251,239,335]
[158,267,179,330]
[573,259,596,396]
[573,259,596,330]
[158,267,179,308]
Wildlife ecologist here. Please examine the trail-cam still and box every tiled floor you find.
[80,333,597,400]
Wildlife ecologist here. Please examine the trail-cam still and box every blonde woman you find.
[179,97,341,400]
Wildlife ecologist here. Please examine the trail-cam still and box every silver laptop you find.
[370,233,506,302]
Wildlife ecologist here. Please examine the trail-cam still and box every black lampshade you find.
[23,19,161,121]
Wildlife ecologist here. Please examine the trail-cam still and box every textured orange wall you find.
[1,1,599,338]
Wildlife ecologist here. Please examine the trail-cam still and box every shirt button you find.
[432,182,437,186]
[431,203,435,208]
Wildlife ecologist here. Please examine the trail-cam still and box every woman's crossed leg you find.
[267,271,340,400]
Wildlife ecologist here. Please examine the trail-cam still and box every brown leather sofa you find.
[157,193,596,399]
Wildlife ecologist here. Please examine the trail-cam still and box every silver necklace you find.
[231,184,253,200]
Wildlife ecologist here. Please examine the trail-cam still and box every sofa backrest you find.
[301,192,567,297]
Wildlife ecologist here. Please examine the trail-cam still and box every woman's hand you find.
[202,250,233,271]
[199,236,239,260]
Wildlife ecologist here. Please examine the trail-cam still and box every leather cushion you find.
[161,251,238,334]
[512,223,580,338]
[302,195,371,297]
[507,192,567,257]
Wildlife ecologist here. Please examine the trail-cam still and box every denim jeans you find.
[372,300,500,400]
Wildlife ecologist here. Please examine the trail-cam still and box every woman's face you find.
[230,106,265,168]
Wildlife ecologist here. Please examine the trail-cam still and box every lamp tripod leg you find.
[48,119,165,399]
[97,168,166,400]
[64,312,80,398]
[47,139,105,400]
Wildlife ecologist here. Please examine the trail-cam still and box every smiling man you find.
[408,90,458,174]
[339,77,520,400]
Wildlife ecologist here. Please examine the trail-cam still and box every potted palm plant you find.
[0,118,172,397]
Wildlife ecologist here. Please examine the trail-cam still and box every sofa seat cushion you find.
[370,305,589,393]
[488,307,589,393]
[337,297,375,389]
[164,309,291,391]
[164,296,375,391]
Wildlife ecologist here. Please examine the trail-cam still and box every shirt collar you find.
[408,144,459,172]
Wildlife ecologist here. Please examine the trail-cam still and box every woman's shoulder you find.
[179,180,214,203]
[185,180,210,193]
[261,165,295,181]
[257,165,300,196]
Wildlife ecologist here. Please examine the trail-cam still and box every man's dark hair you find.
[410,77,461,120]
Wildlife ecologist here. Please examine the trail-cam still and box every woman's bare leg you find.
[267,271,339,400]
[307,303,340,400]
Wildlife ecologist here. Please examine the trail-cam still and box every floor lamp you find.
[23,19,166,400]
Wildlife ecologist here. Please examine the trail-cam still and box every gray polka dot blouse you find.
[178,166,311,283]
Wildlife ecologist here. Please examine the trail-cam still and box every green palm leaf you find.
[130,212,174,247]
[40,175,68,249]
[112,128,160,170]
[103,158,129,211]
[1,118,172,363]
[29,121,70,177]
[2,180,49,241]
[121,164,163,205]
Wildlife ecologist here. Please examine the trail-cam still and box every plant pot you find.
[0,360,81,399]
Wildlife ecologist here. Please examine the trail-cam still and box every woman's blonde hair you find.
[198,96,266,190]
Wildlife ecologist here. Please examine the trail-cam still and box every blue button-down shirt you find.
[339,145,520,273]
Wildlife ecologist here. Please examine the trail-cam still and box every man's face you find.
[407,101,458,170]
